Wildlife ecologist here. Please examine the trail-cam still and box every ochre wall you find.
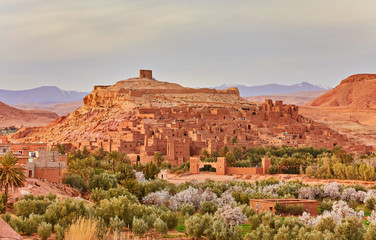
[34,168,63,184]
[226,167,263,175]
[139,70,152,79]
[249,199,318,216]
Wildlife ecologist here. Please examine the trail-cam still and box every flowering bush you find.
[352,191,367,202]
[200,188,219,203]
[298,186,323,200]
[170,187,200,210]
[142,189,170,206]
[134,171,146,183]
[341,188,357,201]
[364,189,376,204]
[300,200,364,226]
[217,190,236,207]
[216,205,247,226]
[323,182,341,199]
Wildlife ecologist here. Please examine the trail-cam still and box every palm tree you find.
[0,152,26,205]
[107,151,120,173]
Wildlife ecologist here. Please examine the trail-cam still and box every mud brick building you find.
[249,199,319,216]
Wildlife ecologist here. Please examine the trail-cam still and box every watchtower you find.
[139,70,152,79]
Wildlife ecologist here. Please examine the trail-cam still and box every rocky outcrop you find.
[11,76,249,143]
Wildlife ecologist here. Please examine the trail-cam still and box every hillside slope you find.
[14,101,83,116]
[307,74,376,108]
[0,102,57,127]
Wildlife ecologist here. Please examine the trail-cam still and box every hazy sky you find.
[1,0,376,91]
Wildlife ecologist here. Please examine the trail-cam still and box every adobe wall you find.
[226,167,263,174]
[190,156,270,175]
[0,136,9,144]
[249,199,318,216]
[121,88,240,97]
[34,168,63,184]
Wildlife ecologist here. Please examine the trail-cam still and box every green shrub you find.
[334,216,365,240]
[205,216,242,240]
[268,165,279,174]
[274,202,303,215]
[180,203,196,216]
[185,214,211,240]
[232,192,250,204]
[348,200,359,210]
[366,197,376,210]
[154,218,168,235]
[44,198,94,228]
[9,217,24,233]
[110,216,125,234]
[23,214,42,235]
[0,193,7,213]
[1,212,11,223]
[201,201,218,215]
[248,212,264,230]
[89,172,118,190]
[143,213,158,228]
[14,198,54,218]
[64,174,88,192]
[0,202,5,213]
[38,222,52,240]
[54,224,65,240]
[257,177,279,187]
[241,204,256,218]
[348,184,367,192]
[315,216,336,232]
[364,223,376,240]
[132,217,148,236]
[320,200,334,212]
[160,211,179,229]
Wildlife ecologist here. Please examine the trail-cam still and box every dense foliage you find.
[198,145,376,181]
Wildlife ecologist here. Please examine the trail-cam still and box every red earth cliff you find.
[306,74,376,108]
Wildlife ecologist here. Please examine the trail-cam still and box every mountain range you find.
[214,82,327,97]
[0,86,89,106]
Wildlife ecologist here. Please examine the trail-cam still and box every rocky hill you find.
[11,75,250,143]
[0,101,58,128]
[14,101,83,116]
[307,74,376,108]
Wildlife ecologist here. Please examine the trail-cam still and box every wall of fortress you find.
[91,86,240,96]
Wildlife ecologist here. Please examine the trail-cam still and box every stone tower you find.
[139,70,152,79]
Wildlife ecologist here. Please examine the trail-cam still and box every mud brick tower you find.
[139,70,152,79]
